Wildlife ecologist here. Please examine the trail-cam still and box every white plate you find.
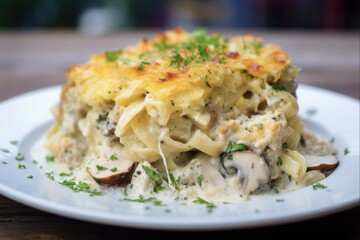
[0,84,359,230]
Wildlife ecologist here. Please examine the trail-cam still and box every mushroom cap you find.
[87,158,136,186]
[221,151,270,195]
[305,155,339,172]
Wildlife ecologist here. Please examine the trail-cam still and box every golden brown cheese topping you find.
[66,27,290,107]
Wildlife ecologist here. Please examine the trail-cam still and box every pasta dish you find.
[45,28,338,202]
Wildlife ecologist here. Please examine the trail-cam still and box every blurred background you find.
[0,0,359,34]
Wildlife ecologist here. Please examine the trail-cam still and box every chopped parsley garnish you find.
[0,148,10,153]
[142,165,164,193]
[312,183,327,190]
[282,143,288,149]
[46,155,55,162]
[197,44,211,61]
[242,39,263,55]
[104,49,122,62]
[110,167,117,172]
[61,179,102,196]
[344,148,350,155]
[59,171,73,177]
[27,175,33,179]
[306,108,317,116]
[96,165,108,171]
[46,172,55,181]
[137,61,150,71]
[32,160,38,164]
[169,172,180,190]
[277,157,283,166]
[2,161,7,164]
[225,141,246,153]
[276,199,284,202]
[18,164,26,169]
[193,197,216,213]
[10,140,18,146]
[15,153,25,161]
[109,155,118,161]
[123,194,162,206]
[152,28,228,69]
[164,209,172,213]
[272,85,286,91]
[197,175,204,187]
[273,188,280,194]
[255,209,260,213]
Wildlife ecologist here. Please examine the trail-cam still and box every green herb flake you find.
[276,199,285,202]
[272,85,286,91]
[123,194,157,203]
[193,197,216,213]
[255,209,260,213]
[330,138,335,144]
[96,165,108,171]
[306,108,317,116]
[142,165,163,183]
[32,160,38,164]
[10,140,18,146]
[61,179,102,196]
[27,175,33,179]
[109,155,118,161]
[277,157,283,166]
[344,148,350,155]
[273,188,280,194]
[15,153,25,161]
[137,61,150,71]
[225,141,246,153]
[0,148,10,153]
[110,167,117,172]
[46,172,55,181]
[197,45,211,61]
[153,184,164,193]
[104,50,122,62]
[90,189,102,196]
[312,183,327,190]
[197,175,204,187]
[45,155,55,162]
[169,172,180,190]
[164,209,172,213]
[2,161,7,164]
[282,142,288,149]
[59,171,73,177]
[158,78,166,82]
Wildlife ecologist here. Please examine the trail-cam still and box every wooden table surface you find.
[0,30,359,239]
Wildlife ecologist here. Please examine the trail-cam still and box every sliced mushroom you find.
[221,151,270,195]
[305,155,339,172]
[87,158,136,186]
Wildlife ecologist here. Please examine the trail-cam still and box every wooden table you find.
[0,30,359,239]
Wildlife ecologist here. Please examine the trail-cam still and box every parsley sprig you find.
[225,141,246,153]
[142,165,164,193]
[193,197,216,213]
[61,179,102,196]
